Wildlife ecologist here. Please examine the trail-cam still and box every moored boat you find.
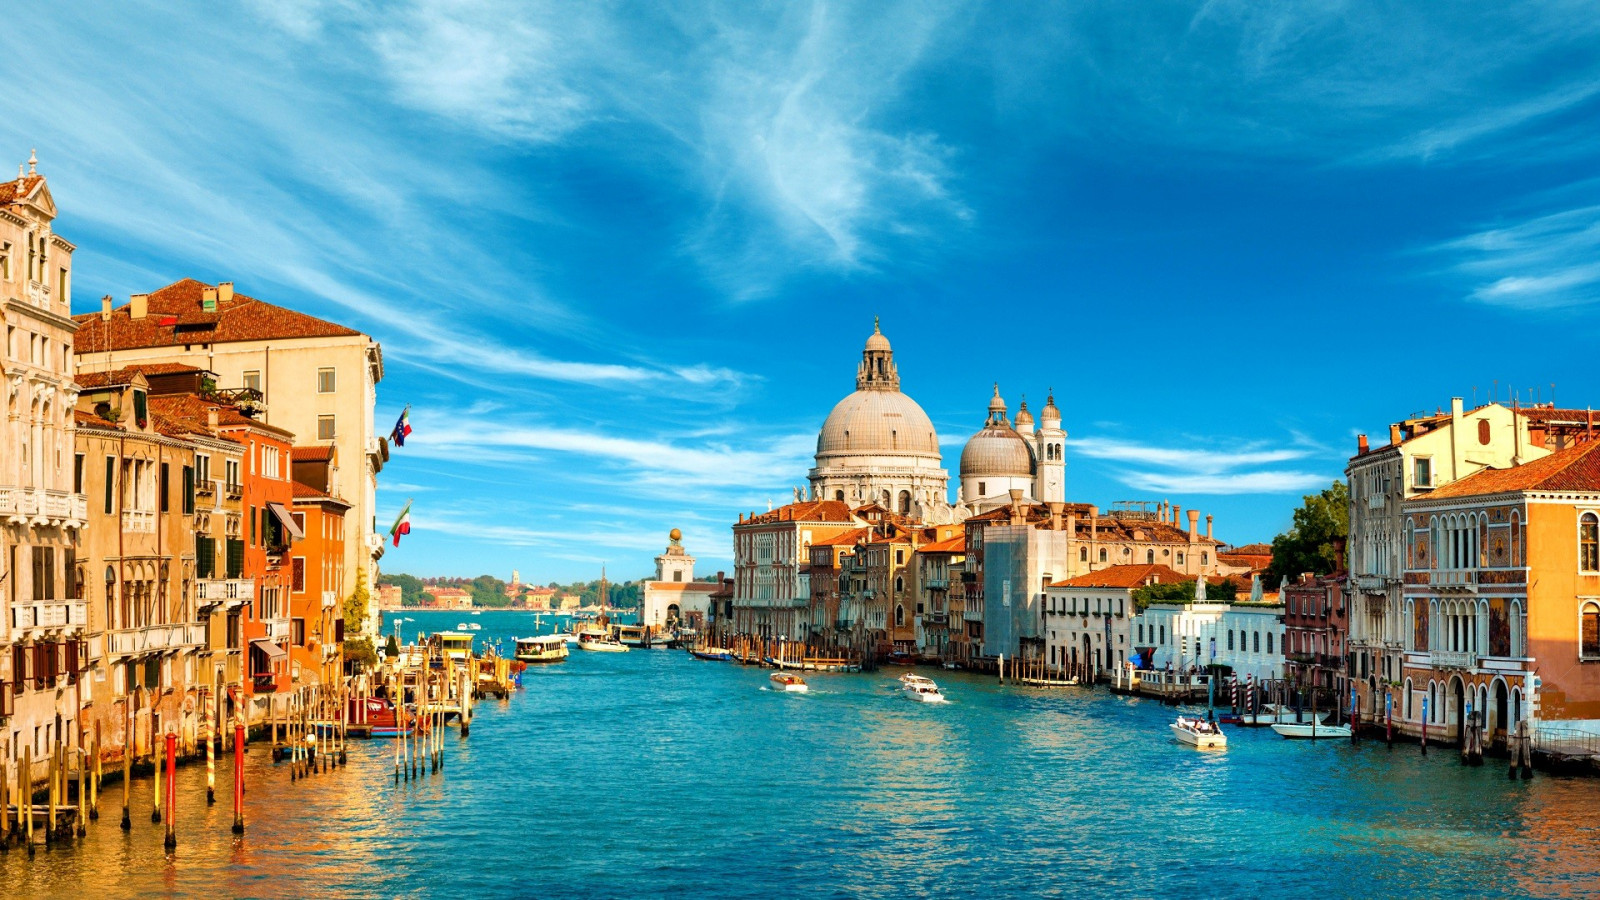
[515,635,569,663]
[1270,721,1353,740]
[576,632,629,652]
[690,647,733,661]
[769,673,809,693]
[1170,716,1227,748]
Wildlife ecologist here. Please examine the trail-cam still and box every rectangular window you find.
[225,539,245,579]
[1228,631,1235,650]
[133,390,147,427]
[104,456,115,514]
[182,465,194,515]
[196,453,210,486]
[317,415,335,440]
[196,537,215,580]
[316,367,336,393]
[291,557,306,594]
[73,453,84,494]
[292,618,306,646]
[160,463,170,513]
[292,512,306,533]
[249,506,256,545]
[242,370,261,393]
[1414,457,1432,488]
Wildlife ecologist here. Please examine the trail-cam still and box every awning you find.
[267,502,304,540]
[251,638,288,661]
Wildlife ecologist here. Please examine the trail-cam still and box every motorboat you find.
[1170,716,1227,749]
[1233,703,1306,726]
[769,673,809,693]
[941,661,961,671]
[1270,721,1353,740]
[576,632,629,653]
[690,647,733,661]
[514,635,569,664]
[901,673,948,703]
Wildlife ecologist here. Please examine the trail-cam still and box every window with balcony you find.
[243,370,262,393]
[1582,514,1600,573]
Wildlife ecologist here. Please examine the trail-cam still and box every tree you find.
[343,637,377,672]
[345,568,371,636]
[378,572,429,607]
[1268,480,1350,585]
[384,634,400,659]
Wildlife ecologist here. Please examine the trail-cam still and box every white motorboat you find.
[1170,716,1227,748]
[514,635,569,664]
[901,674,948,703]
[1270,721,1353,740]
[576,632,629,653]
[769,673,809,693]
[1233,703,1309,726]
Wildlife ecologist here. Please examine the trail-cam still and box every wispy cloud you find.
[1065,437,1309,474]
[1119,470,1330,495]
[1431,199,1600,310]
[1066,435,1332,496]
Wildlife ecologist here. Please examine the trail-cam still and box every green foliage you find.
[378,571,429,607]
[342,637,377,671]
[344,568,370,635]
[1132,578,1239,611]
[384,634,400,658]
[1268,480,1350,585]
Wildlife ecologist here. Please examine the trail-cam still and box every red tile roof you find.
[74,408,119,429]
[147,393,293,439]
[811,527,872,547]
[917,534,967,554]
[1049,564,1191,589]
[741,499,857,525]
[292,446,335,462]
[1426,439,1600,498]
[72,279,363,352]
[0,175,44,206]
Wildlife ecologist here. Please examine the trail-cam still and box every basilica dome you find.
[816,389,941,458]
[959,386,1035,479]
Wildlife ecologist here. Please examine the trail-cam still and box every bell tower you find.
[655,528,696,583]
[1036,391,1066,503]
[856,317,899,391]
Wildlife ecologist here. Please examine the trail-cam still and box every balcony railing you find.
[108,622,206,656]
[0,487,88,523]
[322,590,339,609]
[925,578,948,591]
[264,617,292,640]
[12,600,87,634]
[197,578,254,607]
[121,508,156,534]
[252,673,278,692]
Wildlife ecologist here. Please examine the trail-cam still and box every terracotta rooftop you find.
[73,408,119,429]
[1425,438,1600,499]
[812,527,873,548]
[292,446,335,462]
[741,499,857,525]
[1049,564,1191,589]
[73,278,363,352]
[0,175,44,206]
[917,534,967,554]
[147,393,294,439]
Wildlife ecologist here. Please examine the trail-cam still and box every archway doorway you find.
[1451,676,1467,748]
[1493,679,1509,749]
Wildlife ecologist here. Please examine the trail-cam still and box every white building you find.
[958,386,1065,513]
[1044,564,1186,679]
[1132,579,1285,682]
[640,529,719,630]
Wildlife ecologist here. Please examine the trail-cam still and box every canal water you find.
[4,608,1599,898]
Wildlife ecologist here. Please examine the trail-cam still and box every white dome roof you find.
[817,390,940,458]
[960,424,1035,479]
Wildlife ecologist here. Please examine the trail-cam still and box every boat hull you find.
[1270,722,1353,739]
[1170,721,1227,748]
[690,650,732,661]
[577,642,629,653]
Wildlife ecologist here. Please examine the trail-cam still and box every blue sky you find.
[11,2,1600,582]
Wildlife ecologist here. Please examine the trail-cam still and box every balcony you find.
[121,508,156,534]
[322,590,339,609]
[108,622,206,657]
[263,617,292,640]
[12,600,87,635]
[197,578,253,609]
[1431,650,1475,670]
[1354,574,1384,593]
[925,578,948,591]
[0,486,88,525]
[252,673,278,692]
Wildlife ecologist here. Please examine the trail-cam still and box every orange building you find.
[1400,439,1600,748]
[224,412,298,700]
[290,481,347,687]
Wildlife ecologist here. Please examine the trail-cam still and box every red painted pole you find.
[163,732,177,850]
[232,723,245,835]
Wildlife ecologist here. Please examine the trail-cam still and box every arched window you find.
[835,490,845,502]
[1582,513,1600,572]
[894,576,904,593]
[1266,632,1274,654]
[1177,552,1185,566]
[1098,548,1107,563]
[1146,550,1155,564]
[1583,602,1600,660]
[898,490,911,515]
[1252,632,1260,653]
[1079,547,1088,562]
[1201,552,1208,565]
[894,605,905,626]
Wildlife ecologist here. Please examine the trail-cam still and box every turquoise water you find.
[3,608,1598,897]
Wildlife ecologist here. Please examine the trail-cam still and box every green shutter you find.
[196,537,214,580]
[226,539,245,579]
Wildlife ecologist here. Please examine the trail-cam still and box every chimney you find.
[1173,505,1182,528]
[1187,509,1199,541]
[1205,514,1213,540]
[1389,424,1402,445]
[1332,536,1347,575]
[202,287,218,313]
[1357,434,1368,455]
[207,409,219,429]
[218,281,234,303]
[129,293,148,320]
[1451,396,1464,419]
[100,294,112,321]
[1048,501,1063,531]
[1008,488,1025,526]
[1088,505,1099,555]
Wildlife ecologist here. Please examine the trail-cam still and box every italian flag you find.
[389,500,413,547]
[392,405,413,447]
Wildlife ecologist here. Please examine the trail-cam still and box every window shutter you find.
[226,539,245,579]
[31,547,44,604]
[160,463,170,513]
[104,456,115,514]
[64,549,76,600]
[196,537,214,580]
[182,465,195,514]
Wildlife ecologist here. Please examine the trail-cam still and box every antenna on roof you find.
[1552,383,1557,408]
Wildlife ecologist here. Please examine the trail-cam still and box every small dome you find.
[865,329,891,352]
[987,383,1007,417]
[1041,390,1061,427]
[1014,398,1034,433]
[960,424,1035,479]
